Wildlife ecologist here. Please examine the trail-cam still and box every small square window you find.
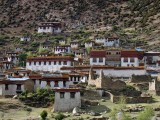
[99,58,103,63]
[64,61,67,65]
[54,81,59,87]
[44,61,46,65]
[70,92,75,98]
[93,58,97,62]
[54,61,56,65]
[5,84,8,90]
[59,61,61,65]
[60,92,65,98]
[17,84,21,90]
[130,58,134,63]
[49,61,51,65]
[124,58,128,62]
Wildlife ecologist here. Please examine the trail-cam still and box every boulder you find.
[13,95,18,99]
[72,107,80,116]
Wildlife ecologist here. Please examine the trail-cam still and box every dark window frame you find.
[93,58,97,62]
[70,92,76,98]
[99,58,103,63]
[123,58,128,62]
[5,84,9,90]
[130,58,135,63]
[60,92,65,98]
[16,84,22,90]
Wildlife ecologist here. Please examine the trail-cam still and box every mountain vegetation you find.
[0,0,160,50]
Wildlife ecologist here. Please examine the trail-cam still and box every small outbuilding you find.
[53,88,81,112]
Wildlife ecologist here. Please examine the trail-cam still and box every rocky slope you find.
[0,0,160,50]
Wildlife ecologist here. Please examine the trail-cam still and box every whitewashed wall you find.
[34,80,69,90]
[54,92,81,112]
[90,58,106,65]
[104,39,120,47]
[38,27,53,33]
[26,61,72,72]
[85,42,93,48]
[62,68,146,77]
[95,38,106,44]
[0,84,24,96]
[121,57,139,67]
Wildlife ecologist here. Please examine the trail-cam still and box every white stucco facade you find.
[0,84,24,96]
[90,58,106,65]
[38,27,61,33]
[54,46,71,54]
[61,67,146,78]
[96,69,146,77]
[95,38,106,44]
[70,43,79,49]
[20,37,31,42]
[104,39,120,47]
[54,90,81,112]
[121,57,139,67]
[33,80,69,90]
[85,42,94,48]
[26,61,72,72]
[69,76,88,84]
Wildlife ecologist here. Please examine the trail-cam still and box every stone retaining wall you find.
[110,94,152,103]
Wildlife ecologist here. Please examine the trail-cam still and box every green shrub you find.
[40,110,48,120]
[55,113,65,120]
[137,106,154,120]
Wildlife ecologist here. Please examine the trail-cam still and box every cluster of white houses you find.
[1,47,160,112]
[26,56,74,72]
[37,22,62,33]
[1,21,160,111]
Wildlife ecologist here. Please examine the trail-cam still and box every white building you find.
[6,52,19,65]
[90,50,106,65]
[105,38,120,47]
[121,50,144,67]
[26,56,74,72]
[95,38,106,44]
[70,41,80,49]
[1,61,13,70]
[38,22,62,33]
[69,72,88,84]
[95,37,120,47]
[53,88,81,112]
[59,39,66,45]
[29,73,70,90]
[54,45,71,54]
[144,52,160,67]
[20,37,31,42]
[61,65,146,78]
[85,41,95,48]
[0,79,34,96]
[71,49,86,58]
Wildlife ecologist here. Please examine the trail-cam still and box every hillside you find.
[0,0,160,50]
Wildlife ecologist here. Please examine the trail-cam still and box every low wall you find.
[110,94,152,103]
[148,90,160,96]
[0,95,14,98]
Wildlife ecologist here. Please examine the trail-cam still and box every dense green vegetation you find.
[19,88,55,107]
